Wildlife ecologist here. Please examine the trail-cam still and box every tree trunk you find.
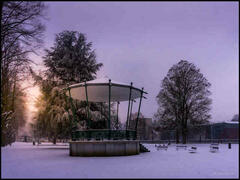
[182,133,187,144]
[182,126,188,144]
[11,76,17,112]
[37,138,40,145]
[176,127,180,144]
[53,136,57,144]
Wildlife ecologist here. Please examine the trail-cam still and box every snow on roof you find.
[224,121,239,124]
[69,77,134,87]
[209,121,239,125]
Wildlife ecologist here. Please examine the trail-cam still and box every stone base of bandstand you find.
[69,140,140,156]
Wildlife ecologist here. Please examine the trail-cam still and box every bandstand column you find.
[100,102,102,120]
[126,82,133,130]
[135,88,144,138]
[108,79,112,139]
[116,101,119,129]
[129,99,134,129]
[84,81,90,129]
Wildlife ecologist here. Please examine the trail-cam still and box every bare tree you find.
[154,60,212,144]
[231,114,239,122]
[1,1,46,146]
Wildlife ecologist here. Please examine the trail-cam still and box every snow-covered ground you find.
[1,142,239,178]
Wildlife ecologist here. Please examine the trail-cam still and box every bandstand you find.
[65,77,147,156]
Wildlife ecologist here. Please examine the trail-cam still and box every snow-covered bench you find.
[176,145,187,150]
[188,146,197,153]
[210,143,219,153]
[155,144,168,151]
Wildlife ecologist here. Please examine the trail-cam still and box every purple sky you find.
[31,2,239,123]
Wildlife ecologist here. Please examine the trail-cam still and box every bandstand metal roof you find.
[66,77,147,102]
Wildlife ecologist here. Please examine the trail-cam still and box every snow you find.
[69,77,131,87]
[1,142,239,178]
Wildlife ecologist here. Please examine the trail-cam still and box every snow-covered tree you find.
[43,30,103,84]
[1,1,46,146]
[31,31,106,143]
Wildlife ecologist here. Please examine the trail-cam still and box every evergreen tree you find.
[43,30,103,84]
[32,31,105,143]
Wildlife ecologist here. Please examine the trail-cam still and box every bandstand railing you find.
[71,129,137,141]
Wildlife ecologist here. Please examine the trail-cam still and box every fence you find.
[140,139,239,144]
[72,129,137,141]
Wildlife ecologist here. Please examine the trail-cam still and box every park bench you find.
[155,144,168,151]
[176,145,187,150]
[188,146,197,153]
[210,143,219,153]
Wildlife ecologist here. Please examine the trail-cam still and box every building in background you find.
[158,121,239,142]
[129,118,153,140]
[188,121,239,141]
[206,121,239,140]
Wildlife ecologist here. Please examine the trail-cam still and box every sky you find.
[27,1,239,124]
